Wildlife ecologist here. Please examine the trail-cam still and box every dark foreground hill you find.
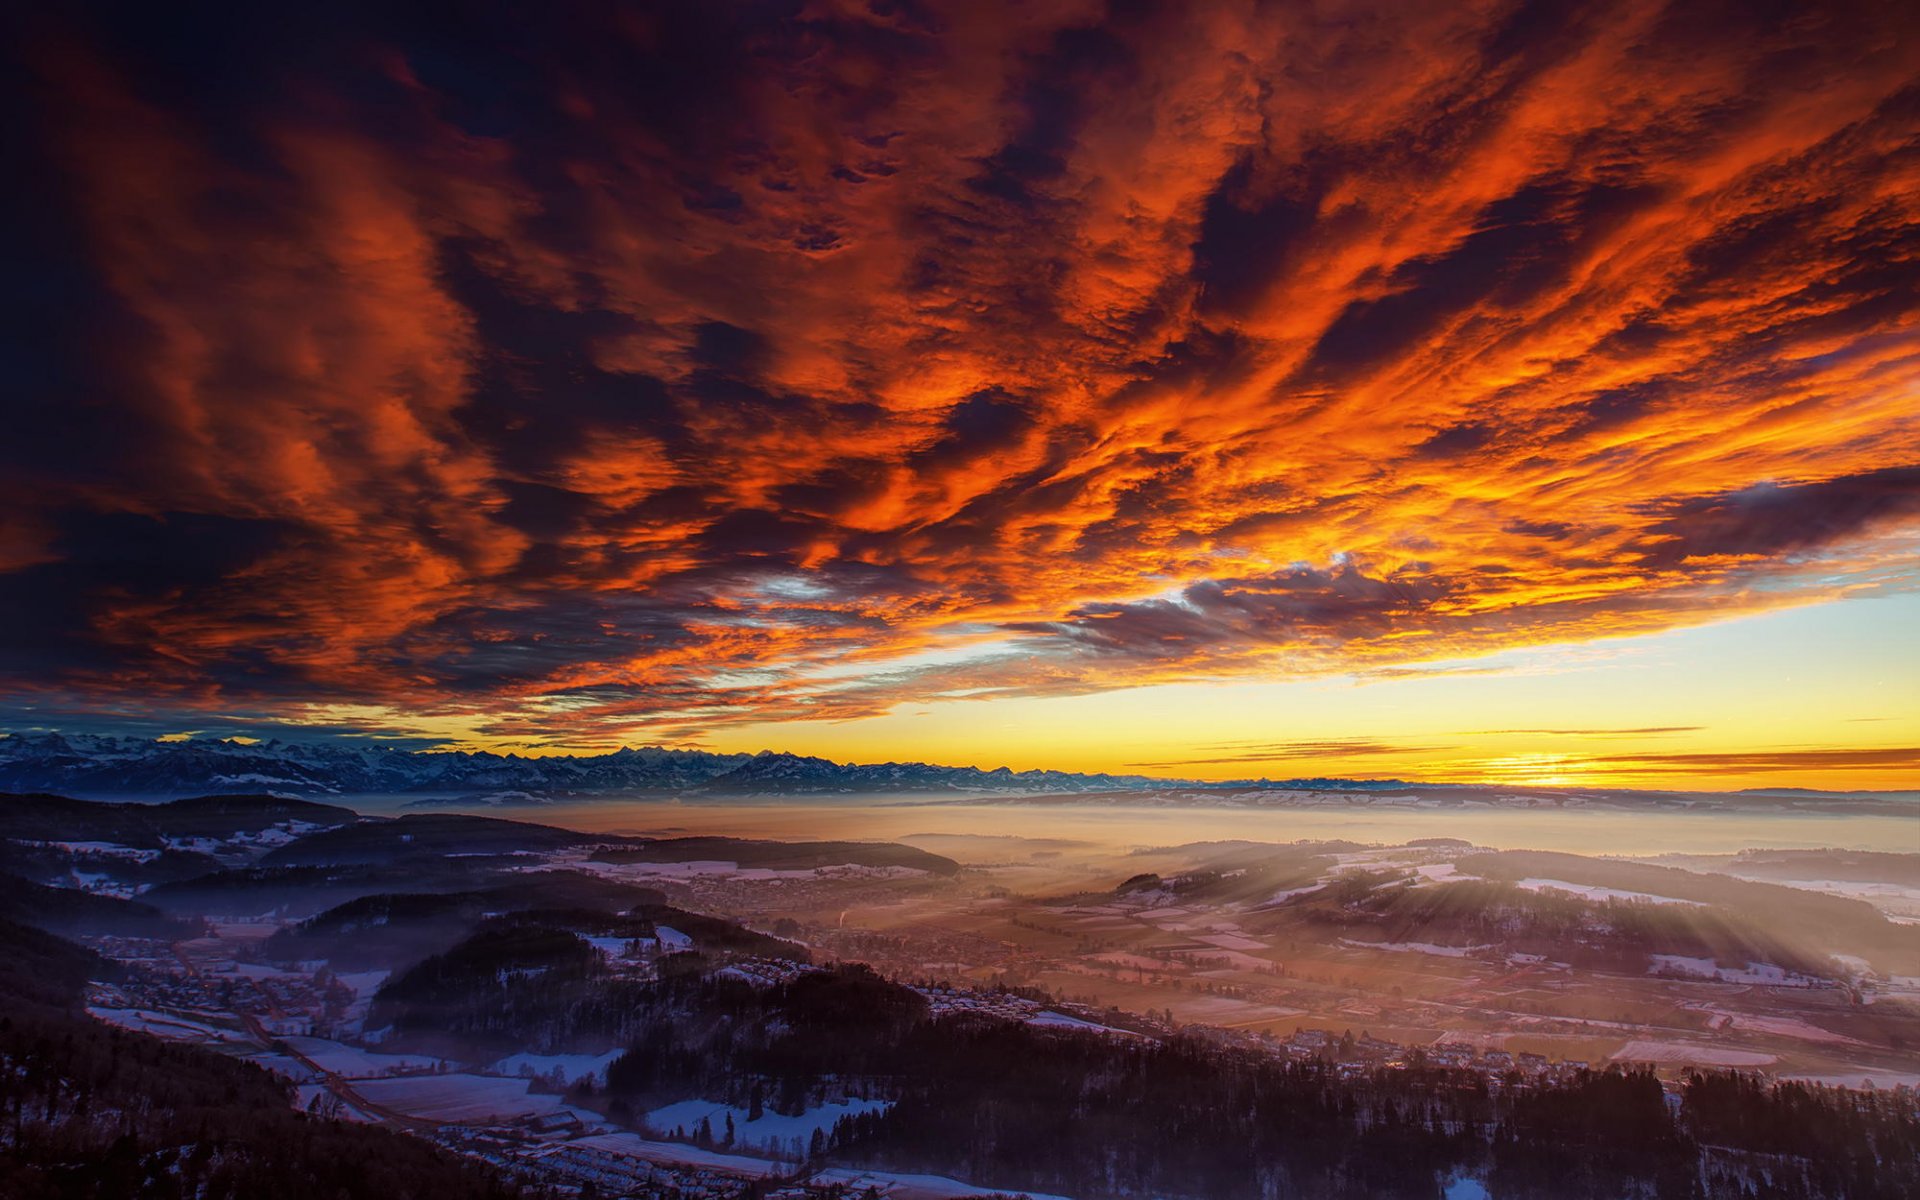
[0,920,524,1199]
[0,791,355,844]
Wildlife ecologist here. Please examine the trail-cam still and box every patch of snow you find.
[1259,884,1325,906]
[87,1007,251,1044]
[1649,955,1822,987]
[812,1166,1074,1200]
[1610,1040,1776,1067]
[292,1083,379,1122]
[581,934,640,959]
[1340,938,1492,958]
[1726,1015,1861,1045]
[281,1036,451,1078]
[643,1097,891,1154]
[560,1132,791,1177]
[1516,878,1700,906]
[1025,1011,1142,1037]
[491,1050,624,1084]
[24,839,162,863]
[353,1073,591,1124]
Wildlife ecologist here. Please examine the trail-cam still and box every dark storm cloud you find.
[1636,467,1920,569]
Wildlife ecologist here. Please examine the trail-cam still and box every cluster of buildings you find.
[714,957,815,988]
[1231,1026,1600,1086]
[80,934,351,1039]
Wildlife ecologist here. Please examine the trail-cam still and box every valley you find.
[3,790,1916,1197]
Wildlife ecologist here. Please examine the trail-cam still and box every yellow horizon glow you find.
[294,591,1920,793]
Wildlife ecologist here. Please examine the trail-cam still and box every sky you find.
[2,1,1917,789]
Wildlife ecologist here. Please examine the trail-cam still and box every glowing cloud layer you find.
[2,1,1916,752]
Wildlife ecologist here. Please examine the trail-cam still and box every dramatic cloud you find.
[2,0,1916,747]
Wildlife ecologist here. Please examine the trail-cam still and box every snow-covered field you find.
[1648,956,1821,987]
[353,1073,589,1123]
[19,839,160,862]
[560,1132,790,1177]
[282,1036,451,1078]
[643,1097,890,1153]
[492,1050,625,1084]
[1515,878,1700,906]
[87,1007,252,1044]
[813,1166,1073,1200]
[1341,938,1492,958]
[1027,1011,1143,1037]
[1611,1040,1776,1067]
[292,1083,378,1122]
[1725,1014,1861,1045]
[581,934,641,958]
[1753,878,1920,913]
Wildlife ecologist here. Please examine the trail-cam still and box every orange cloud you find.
[1,1,1916,750]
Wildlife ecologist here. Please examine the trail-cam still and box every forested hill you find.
[0,919,527,1199]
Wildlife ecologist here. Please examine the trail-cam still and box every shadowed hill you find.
[265,871,669,969]
[0,873,198,940]
[258,811,605,866]
[0,921,525,1198]
[0,791,354,846]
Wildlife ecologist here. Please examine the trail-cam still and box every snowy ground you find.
[1515,878,1700,906]
[87,1007,252,1044]
[1611,1040,1776,1067]
[813,1166,1074,1200]
[1340,938,1492,958]
[292,1083,379,1123]
[643,1097,890,1154]
[1648,955,1821,987]
[282,1035,452,1078]
[562,1132,792,1177]
[353,1073,594,1123]
[1027,1011,1143,1037]
[491,1050,625,1084]
[1724,1014,1861,1045]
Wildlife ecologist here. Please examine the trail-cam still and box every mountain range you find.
[0,732,1288,799]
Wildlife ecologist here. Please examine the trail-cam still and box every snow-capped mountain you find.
[0,734,1191,798]
[0,733,749,797]
[687,751,1174,796]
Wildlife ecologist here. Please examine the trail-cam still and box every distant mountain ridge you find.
[0,732,1288,798]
